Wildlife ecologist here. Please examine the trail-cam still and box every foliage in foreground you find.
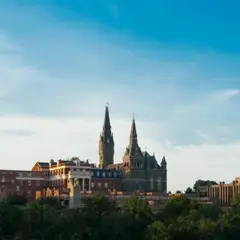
[0,194,240,240]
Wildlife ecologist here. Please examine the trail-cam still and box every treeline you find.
[0,194,240,239]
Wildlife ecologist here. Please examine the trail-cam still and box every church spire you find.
[128,116,139,156]
[99,104,114,168]
[103,103,111,131]
[130,116,137,143]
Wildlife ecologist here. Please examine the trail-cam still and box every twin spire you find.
[102,104,137,145]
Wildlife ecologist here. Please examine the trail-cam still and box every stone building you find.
[98,106,167,193]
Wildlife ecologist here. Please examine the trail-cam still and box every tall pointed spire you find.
[103,103,111,131]
[99,104,114,168]
[130,116,137,142]
[128,116,139,156]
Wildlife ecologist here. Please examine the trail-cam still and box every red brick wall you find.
[0,170,46,201]
[91,178,122,192]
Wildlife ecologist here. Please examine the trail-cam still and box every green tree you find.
[0,202,23,239]
[185,187,194,194]
[6,194,27,206]
[23,202,56,239]
[145,221,169,240]
[193,179,217,192]
[124,196,153,220]
[83,195,117,221]
[158,195,199,222]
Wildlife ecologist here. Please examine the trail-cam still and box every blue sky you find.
[0,0,239,191]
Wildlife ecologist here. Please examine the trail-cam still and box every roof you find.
[105,162,124,170]
[38,162,49,167]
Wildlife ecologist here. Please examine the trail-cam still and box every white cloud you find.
[210,89,240,101]
[167,143,240,191]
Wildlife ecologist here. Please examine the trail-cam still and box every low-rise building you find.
[207,177,240,206]
[0,170,45,201]
[32,157,123,198]
[91,168,123,192]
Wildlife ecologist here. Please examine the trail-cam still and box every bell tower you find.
[98,104,114,168]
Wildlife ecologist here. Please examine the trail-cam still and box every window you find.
[19,172,23,177]
[1,176,5,182]
[104,183,108,188]
[28,180,32,186]
[27,190,31,197]
[98,182,101,188]
[108,172,112,177]
[16,186,20,191]
[91,172,94,176]
[97,172,100,176]
[28,173,32,177]
[102,172,106,177]
[11,179,15,183]
[114,172,117,177]
[91,182,95,188]
[36,180,40,187]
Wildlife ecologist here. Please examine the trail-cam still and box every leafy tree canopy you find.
[0,193,239,239]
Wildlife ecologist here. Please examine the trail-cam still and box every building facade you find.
[208,177,240,206]
[0,170,45,201]
[32,157,122,198]
[99,106,167,193]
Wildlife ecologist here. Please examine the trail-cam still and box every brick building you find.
[91,168,123,193]
[32,157,122,198]
[0,170,46,201]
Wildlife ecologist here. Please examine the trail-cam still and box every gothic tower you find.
[123,117,144,170]
[98,105,114,168]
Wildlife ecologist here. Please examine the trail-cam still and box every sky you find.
[0,0,240,192]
